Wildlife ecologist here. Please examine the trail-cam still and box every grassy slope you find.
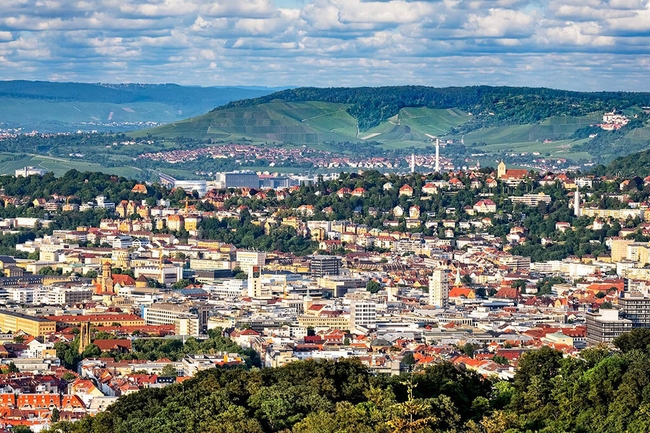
[141,104,474,148]
[0,152,143,178]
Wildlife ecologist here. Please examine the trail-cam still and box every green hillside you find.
[143,103,478,147]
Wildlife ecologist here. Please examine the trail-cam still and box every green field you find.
[0,153,143,178]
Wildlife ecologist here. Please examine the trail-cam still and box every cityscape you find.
[0,156,646,430]
[3,0,650,431]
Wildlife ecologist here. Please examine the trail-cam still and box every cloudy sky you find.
[1,0,650,90]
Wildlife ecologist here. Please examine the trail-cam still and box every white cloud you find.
[464,8,537,37]
[0,0,647,89]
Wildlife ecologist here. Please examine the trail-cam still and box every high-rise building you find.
[143,303,209,336]
[310,255,341,278]
[586,309,632,345]
[586,292,650,344]
[429,268,449,309]
[350,301,377,330]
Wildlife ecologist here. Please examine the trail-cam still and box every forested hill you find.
[596,147,650,177]
[214,85,650,131]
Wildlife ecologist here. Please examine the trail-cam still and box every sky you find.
[1,0,650,91]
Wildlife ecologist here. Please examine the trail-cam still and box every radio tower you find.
[435,138,440,172]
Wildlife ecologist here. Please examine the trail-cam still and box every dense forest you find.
[594,148,650,177]
[44,329,650,433]
[216,86,650,131]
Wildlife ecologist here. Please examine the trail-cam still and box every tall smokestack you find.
[435,138,440,172]
[411,153,415,173]
[574,188,580,217]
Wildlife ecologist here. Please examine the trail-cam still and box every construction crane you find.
[182,197,200,213]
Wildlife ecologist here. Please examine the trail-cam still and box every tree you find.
[366,280,381,294]
[512,346,563,411]
[62,372,76,382]
[461,343,477,358]
[7,362,19,373]
[161,364,178,378]
[172,279,192,290]
[614,328,650,353]
[402,353,416,367]
[386,376,439,433]
[51,407,61,423]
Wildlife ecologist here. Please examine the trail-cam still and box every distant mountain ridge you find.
[0,81,279,132]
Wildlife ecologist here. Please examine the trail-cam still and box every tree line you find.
[44,328,650,433]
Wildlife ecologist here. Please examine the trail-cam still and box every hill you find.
[0,81,278,133]
[3,84,650,179]
[141,86,650,164]
[596,147,650,177]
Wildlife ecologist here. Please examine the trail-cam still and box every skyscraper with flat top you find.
[429,268,449,309]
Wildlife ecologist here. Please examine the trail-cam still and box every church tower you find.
[497,161,507,179]
[95,260,115,295]
[78,322,91,355]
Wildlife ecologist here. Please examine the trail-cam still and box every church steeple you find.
[94,260,115,295]
[497,161,507,179]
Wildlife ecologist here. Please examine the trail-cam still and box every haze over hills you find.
[0,81,280,133]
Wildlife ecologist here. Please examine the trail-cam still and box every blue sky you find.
[1,0,650,91]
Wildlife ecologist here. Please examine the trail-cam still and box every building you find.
[46,286,94,305]
[581,208,645,221]
[236,251,266,273]
[508,193,552,207]
[350,301,377,330]
[143,303,209,336]
[586,309,632,345]
[317,276,365,297]
[0,310,56,336]
[15,166,48,177]
[429,268,449,309]
[497,161,529,185]
[310,255,341,278]
[297,312,350,330]
[259,176,290,189]
[618,292,650,327]
[216,172,260,189]
[173,180,207,197]
[133,265,183,285]
[46,314,145,327]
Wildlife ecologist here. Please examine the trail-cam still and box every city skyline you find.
[0,0,649,91]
